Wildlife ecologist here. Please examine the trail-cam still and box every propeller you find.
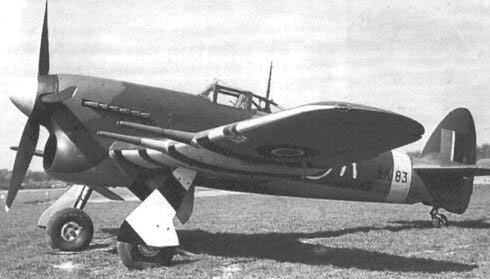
[6,1,73,211]
[41,86,77,103]
[5,119,40,211]
[39,1,50,76]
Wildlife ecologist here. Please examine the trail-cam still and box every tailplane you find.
[414,108,490,214]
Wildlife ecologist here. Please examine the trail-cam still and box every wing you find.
[195,102,424,167]
[99,102,424,177]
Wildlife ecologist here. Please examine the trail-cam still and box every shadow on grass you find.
[86,243,111,251]
[100,227,477,273]
[47,243,110,255]
[389,218,490,229]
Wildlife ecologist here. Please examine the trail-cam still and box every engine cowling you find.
[43,129,94,173]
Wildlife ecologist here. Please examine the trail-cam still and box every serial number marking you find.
[378,168,408,183]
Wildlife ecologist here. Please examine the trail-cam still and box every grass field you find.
[0,185,489,278]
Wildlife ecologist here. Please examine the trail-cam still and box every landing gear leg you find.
[429,207,448,228]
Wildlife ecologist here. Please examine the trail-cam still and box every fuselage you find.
[44,74,432,207]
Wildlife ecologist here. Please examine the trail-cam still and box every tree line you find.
[0,169,70,190]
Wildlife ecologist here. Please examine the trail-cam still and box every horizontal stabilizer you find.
[414,163,490,176]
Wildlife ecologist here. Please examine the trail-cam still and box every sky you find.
[0,0,489,170]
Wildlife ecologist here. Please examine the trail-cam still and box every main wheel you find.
[117,241,175,270]
[46,208,94,251]
[431,214,448,228]
[431,216,443,228]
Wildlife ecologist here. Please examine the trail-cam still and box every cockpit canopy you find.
[200,83,282,114]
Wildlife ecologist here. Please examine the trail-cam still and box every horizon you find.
[1,0,489,171]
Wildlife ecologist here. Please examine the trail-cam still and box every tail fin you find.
[420,108,476,164]
[415,108,482,214]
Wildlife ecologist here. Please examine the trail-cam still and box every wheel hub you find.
[60,221,82,241]
[137,244,160,257]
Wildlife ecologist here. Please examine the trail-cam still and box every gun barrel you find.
[117,121,195,145]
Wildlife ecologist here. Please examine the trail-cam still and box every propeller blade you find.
[41,86,77,103]
[38,1,50,75]
[6,118,40,211]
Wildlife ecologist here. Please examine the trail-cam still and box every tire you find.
[117,241,175,270]
[431,215,448,228]
[46,208,94,251]
[431,217,443,228]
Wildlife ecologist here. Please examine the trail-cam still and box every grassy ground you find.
[0,185,489,278]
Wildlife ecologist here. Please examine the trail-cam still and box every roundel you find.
[270,147,305,158]
[256,145,318,159]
